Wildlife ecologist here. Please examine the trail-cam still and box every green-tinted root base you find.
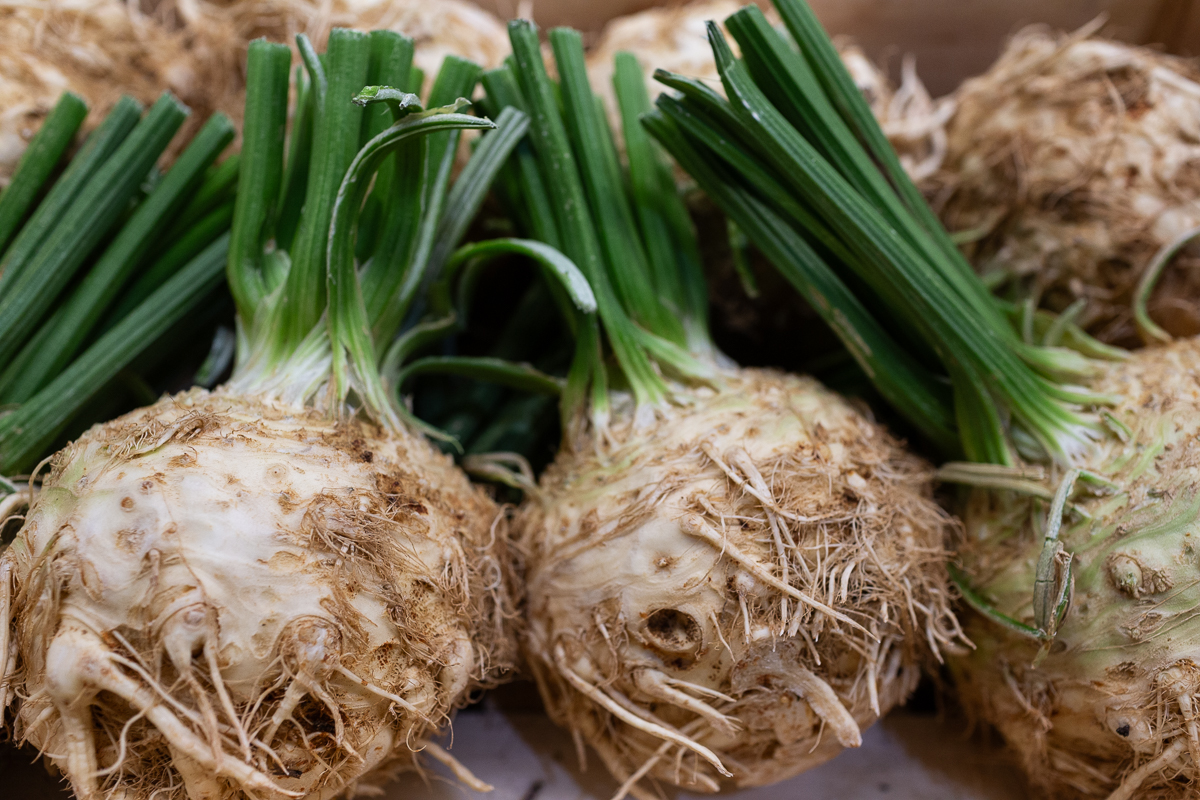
[953,337,1200,799]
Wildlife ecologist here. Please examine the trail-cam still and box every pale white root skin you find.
[585,0,953,182]
[955,337,1200,799]
[518,369,962,795]
[0,389,516,800]
[932,25,1200,345]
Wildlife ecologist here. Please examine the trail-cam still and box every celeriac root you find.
[630,668,740,737]
[519,369,963,792]
[932,22,1200,345]
[1,390,517,799]
[953,338,1200,798]
[1107,739,1187,800]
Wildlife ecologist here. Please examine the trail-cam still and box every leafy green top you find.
[225,30,543,436]
[480,21,720,441]
[646,0,1123,466]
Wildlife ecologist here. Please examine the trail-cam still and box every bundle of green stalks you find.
[442,20,965,798]
[585,0,951,183]
[581,0,954,385]
[0,27,575,800]
[0,87,236,518]
[646,0,1200,796]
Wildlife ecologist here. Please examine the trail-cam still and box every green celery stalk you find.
[279,29,371,346]
[0,113,234,403]
[0,94,189,367]
[0,96,141,286]
[0,234,229,473]
[0,92,88,254]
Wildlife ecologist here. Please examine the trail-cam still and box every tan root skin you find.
[0,0,226,176]
[518,369,961,795]
[0,0,509,181]
[955,337,1200,799]
[153,0,510,96]
[0,389,516,800]
[585,0,952,181]
[932,25,1200,345]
